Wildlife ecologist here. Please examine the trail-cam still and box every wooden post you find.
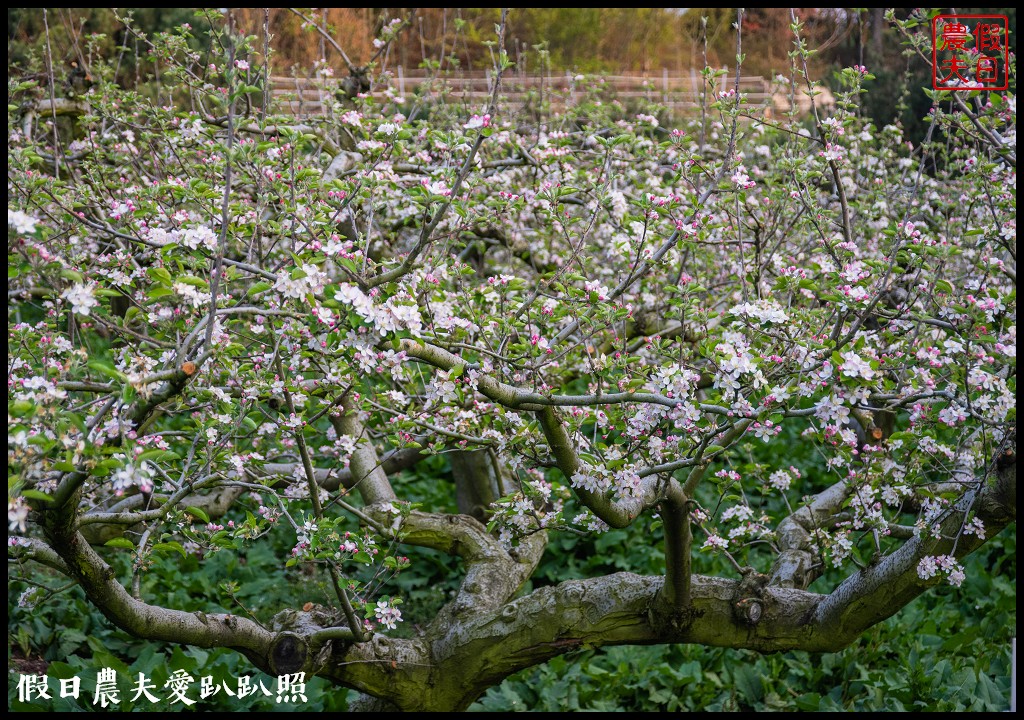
[397,65,405,97]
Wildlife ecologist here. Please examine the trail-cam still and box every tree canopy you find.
[7,8,1016,712]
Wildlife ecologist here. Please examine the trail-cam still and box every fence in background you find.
[270,68,834,117]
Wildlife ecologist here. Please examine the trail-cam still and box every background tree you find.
[8,8,1016,712]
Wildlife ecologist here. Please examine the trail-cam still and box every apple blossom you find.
[60,283,100,316]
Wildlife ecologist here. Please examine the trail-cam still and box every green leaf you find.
[105,538,136,550]
[147,267,173,285]
[42,661,77,680]
[795,693,823,711]
[137,449,181,463]
[185,506,210,524]
[10,400,35,417]
[21,489,55,503]
[733,664,764,703]
[888,431,916,442]
[152,541,188,557]
[88,360,127,382]
[177,275,208,288]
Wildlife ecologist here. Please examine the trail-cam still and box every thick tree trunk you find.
[451,450,503,521]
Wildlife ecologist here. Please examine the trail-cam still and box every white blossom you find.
[61,283,100,316]
[8,209,39,234]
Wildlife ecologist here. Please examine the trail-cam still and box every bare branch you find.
[768,477,852,588]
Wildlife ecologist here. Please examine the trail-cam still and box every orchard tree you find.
[7,9,1015,711]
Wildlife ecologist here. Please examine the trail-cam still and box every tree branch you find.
[336,392,397,504]
[400,338,721,528]
[364,505,546,617]
[257,447,424,492]
[9,537,71,575]
[812,440,1015,636]
[768,477,852,588]
[38,489,276,671]
[656,481,693,614]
